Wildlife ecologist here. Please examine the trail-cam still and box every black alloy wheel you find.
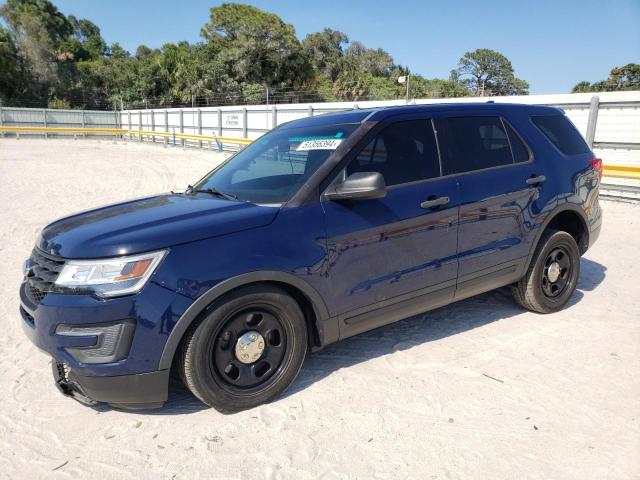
[178,285,307,413]
[211,307,287,390]
[512,229,581,314]
[540,246,573,298]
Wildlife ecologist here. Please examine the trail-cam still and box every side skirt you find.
[454,257,527,301]
[332,257,527,343]
[338,281,456,340]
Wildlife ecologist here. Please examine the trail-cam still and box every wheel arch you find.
[158,271,333,371]
[525,204,589,271]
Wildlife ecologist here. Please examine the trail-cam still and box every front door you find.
[321,117,460,337]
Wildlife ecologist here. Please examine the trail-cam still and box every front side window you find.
[194,124,358,204]
[347,119,440,186]
[435,116,514,175]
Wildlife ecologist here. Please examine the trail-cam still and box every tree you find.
[162,42,217,106]
[573,64,640,92]
[609,64,640,90]
[302,28,348,81]
[0,0,110,106]
[344,41,394,77]
[571,63,640,93]
[0,0,73,101]
[201,3,312,88]
[135,45,155,59]
[109,42,130,60]
[410,75,471,98]
[0,2,531,109]
[333,69,373,101]
[67,16,107,60]
[450,48,529,96]
[0,25,30,103]
[571,81,592,93]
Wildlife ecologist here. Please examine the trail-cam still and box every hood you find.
[38,193,279,258]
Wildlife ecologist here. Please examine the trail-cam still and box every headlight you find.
[54,250,167,298]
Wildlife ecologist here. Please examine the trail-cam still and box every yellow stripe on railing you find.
[603,165,640,179]
[0,126,254,146]
[3,126,640,178]
[0,126,127,134]
[127,129,253,144]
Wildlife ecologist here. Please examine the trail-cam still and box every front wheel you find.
[178,285,307,413]
[512,229,581,313]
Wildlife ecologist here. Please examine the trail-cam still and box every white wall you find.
[121,91,640,166]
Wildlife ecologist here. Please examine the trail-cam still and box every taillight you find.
[590,158,603,180]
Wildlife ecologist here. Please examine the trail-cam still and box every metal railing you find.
[603,165,640,179]
[3,125,640,182]
[3,91,640,182]
[0,125,254,149]
[3,94,639,154]
[0,125,125,136]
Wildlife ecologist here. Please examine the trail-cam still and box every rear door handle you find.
[420,196,450,209]
[526,175,546,185]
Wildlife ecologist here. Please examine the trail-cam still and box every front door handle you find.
[420,196,450,209]
[526,175,546,185]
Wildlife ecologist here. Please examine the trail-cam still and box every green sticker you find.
[288,132,345,143]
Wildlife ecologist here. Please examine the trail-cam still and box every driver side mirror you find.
[325,172,386,201]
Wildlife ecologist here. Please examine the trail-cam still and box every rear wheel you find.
[178,285,307,413]
[512,229,580,313]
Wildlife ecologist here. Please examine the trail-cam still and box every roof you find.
[278,102,562,129]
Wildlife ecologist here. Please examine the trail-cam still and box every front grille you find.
[24,248,65,304]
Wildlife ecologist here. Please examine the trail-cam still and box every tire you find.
[512,229,581,314]
[177,285,307,413]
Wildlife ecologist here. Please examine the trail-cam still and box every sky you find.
[19,0,640,94]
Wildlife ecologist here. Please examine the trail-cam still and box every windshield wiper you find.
[188,185,238,201]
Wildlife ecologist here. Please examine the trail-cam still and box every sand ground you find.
[0,139,638,480]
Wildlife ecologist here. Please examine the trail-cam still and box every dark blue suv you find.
[20,103,602,412]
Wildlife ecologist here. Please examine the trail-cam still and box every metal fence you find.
[117,91,640,166]
[0,107,118,138]
[2,92,639,169]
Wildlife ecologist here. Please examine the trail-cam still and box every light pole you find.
[265,85,270,129]
[398,72,410,103]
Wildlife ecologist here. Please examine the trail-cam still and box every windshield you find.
[194,123,359,204]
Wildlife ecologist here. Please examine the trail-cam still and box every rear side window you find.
[505,122,530,163]
[348,119,440,186]
[532,115,590,155]
[435,116,514,175]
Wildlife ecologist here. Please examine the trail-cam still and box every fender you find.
[523,202,589,273]
[157,271,332,370]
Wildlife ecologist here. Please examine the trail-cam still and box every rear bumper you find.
[52,361,169,409]
[589,222,601,249]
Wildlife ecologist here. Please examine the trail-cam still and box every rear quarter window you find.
[504,122,531,163]
[532,115,590,155]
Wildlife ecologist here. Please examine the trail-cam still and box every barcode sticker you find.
[296,139,343,151]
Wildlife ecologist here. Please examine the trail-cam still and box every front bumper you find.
[19,279,193,408]
[52,361,169,409]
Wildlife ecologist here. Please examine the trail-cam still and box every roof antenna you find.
[486,100,495,103]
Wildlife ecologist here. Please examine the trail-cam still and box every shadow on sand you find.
[111,257,605,415]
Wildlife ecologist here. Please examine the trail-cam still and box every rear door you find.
[321,116,460,336]
[433,114,543,297]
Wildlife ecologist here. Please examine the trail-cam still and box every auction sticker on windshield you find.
[296,139,343,151]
